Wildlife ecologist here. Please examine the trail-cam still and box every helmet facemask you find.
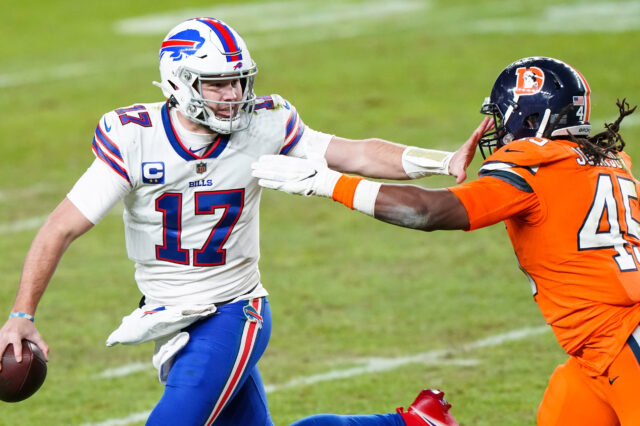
[479,99,510,159]
[173,66,258,134]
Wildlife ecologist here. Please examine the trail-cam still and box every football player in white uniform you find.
[0,17,484,425]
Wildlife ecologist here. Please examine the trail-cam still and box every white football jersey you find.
[68,95,331,305]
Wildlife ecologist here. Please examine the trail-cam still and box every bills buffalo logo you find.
[233,62,243,70]
[514,67,545,96]
[243,304,263,328]
[160,29,205,61]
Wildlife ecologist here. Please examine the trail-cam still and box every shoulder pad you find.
[93,102,161,157]
[619,151,634,171]
[100,103,160,135]
[254,94,296,112]
[92,109,131,184]
[486,137,576,167]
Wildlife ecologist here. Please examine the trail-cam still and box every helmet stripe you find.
[568,64,591,122]
[197,18,243,62]
[160,40,197,49]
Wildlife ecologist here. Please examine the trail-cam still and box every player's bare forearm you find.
[325,137,408,179]
[374,185,469,231]
[12,198,93,314]
[13,225,73,314]
[325,120,492,182]
[0,198,93,363]
[252,155,471,229]
[0,226,65,366]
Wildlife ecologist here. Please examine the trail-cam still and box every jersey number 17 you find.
[155,190,244,266]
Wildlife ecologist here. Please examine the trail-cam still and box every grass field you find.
[2,0,640,424]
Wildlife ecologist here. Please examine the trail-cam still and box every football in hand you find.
[0,340,47,402]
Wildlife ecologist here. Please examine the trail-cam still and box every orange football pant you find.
[538,336,640,425]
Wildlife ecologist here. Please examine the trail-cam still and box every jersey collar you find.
[161,102,230,161]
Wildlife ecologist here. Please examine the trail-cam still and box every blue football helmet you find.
[479,57,592,158]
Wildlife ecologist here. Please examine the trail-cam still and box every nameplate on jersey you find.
[142,162,165,184]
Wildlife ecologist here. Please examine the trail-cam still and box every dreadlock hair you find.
[546,99,636,164]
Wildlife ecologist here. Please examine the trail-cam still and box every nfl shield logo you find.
[196,162,207,174]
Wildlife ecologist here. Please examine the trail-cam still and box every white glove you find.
[251,155,341,198]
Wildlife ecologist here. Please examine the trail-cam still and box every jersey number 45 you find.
[578,173,640,271]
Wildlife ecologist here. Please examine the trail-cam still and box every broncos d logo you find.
[514,66,545,96]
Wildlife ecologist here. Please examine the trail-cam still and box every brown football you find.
[0,340,47,402]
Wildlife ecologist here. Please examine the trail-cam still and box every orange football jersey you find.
[449,137,640,375]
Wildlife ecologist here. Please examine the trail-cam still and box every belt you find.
[137,283,260,309]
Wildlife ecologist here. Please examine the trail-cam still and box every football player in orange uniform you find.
[253,57,640,425]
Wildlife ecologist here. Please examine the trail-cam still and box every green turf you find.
[1,0,639,424]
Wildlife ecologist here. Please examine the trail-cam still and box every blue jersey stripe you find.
[482,160,538,176]
[95,125,124,161]
[92,140,131,183]
[285,109,299,137]
[479,169,533,193]
[161,103,229,161]
[628,331,640,364]
[281,122,305,155]
[208,134,231,158]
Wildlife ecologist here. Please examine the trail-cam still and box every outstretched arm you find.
[324,117,492,182]
[251,156,469,231]
[0,198,93,368]
[373,185,469,231]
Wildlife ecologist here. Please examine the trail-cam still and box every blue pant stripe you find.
[626,328,640,365]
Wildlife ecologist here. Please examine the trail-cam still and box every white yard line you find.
[0,183,59,201]
[83,325,548,426]
[5,1,640,89]
[97,362,151,379]
[459,1,640,34]
[1,205,122,235]
[113,0,428,35]
[0,215,49,234]
[0,0,428,89]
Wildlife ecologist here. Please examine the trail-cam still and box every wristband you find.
[331,175,381,216]
[352,180,381,216]
[331,175,364,209]
[9,312,34,322]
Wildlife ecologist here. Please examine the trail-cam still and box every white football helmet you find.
[155,17,258,134]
